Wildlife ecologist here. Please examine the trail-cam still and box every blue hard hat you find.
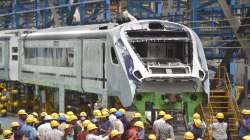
[58,115,66,122]
[115,111,123,118]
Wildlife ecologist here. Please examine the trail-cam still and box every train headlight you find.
[133,70,143,80]
[199,70,205,80]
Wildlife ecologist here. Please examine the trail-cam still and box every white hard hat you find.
[44,115,52,120]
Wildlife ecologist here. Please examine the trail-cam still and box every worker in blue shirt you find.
[21,115,37,140]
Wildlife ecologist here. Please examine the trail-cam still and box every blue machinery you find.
[0,0,249,60]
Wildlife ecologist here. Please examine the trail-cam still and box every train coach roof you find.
[21,23,118,40]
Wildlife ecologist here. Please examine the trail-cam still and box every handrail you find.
[223,66,240,120]
[199,103,212,140]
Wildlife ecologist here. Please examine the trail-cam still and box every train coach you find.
[0,20,209,119]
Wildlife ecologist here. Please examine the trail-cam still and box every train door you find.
[82,39,106,94]
[9,36,19,81]
[0,39,8,80]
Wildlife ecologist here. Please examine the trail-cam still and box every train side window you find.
[12,55,18,61]
[12,47,18,53]
[111,47,118,64]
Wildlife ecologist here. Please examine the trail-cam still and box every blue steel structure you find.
[0,0,111,29]
[0,0,249,59]
[190,0,250,59]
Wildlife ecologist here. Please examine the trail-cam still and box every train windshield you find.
[127,29,192,75]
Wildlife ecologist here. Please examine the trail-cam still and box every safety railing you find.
[223,66,240,121]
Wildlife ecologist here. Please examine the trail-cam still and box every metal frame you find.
[0,0,111,29]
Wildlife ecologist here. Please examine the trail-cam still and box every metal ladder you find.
[200,66,240,140]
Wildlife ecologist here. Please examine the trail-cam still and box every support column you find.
[59,85,65,113]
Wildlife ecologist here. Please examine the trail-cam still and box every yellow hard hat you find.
[216,112,224,119]
[26,115,35,123]
[50,120,59,127]
[134,121,144,128]
[13,101,19,107]
[148,134,156,140]
[93,110,101,116]
[193,113,201,120]
[242,135,250,140]
[80,111,87,117]
[133,112,142,118]
[83,120,91,128]
[40,112,48,117]
[111,130,122,138]
[118,108,126,114]
[18,109,27,115]
[11,122,20,128]
[32,112,38,118]
[3,129,13,137]
[102,111,109,118]
[245,110,250,115]
[164,114,173,121]
[95,112,103,119]
[66,111,74,116]
[66,115,71,122]
[62,123,70,130]
[242,109,247,114]
[87,123,98,131]
[0,104,3,109]
[184,131,194,140]
[158,111,166,116]
[3,88,7,92]
[70,115,78,121]
[51,113,59,119]
[1,109,6,114]
[101,108,109,113]
[193,119,202,128]
[110,108,117,113]
[12,90,18,94]
[33,118,38,124]
[1,96,6,101]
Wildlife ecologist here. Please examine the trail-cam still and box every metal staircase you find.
[200,66,240,140]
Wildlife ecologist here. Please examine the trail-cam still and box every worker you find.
[58,114,67,133]
[210,112,228,140]
[3,129,13,140]
[86,123,109,140]
[11,121,20,133]
[242,135,250,140]
[131,112,144,140]
[77,119,91,140]
[110,130,122,140]
[93,111,102,125]
[70,114,82,140]
[62,124,74,140]
[127,121,144,140]
[100,111,112,134]
[189,119,203,139]
[13,130,26,140]
[148,134,156,140]
[109,108,117,129]
[78,111,88,129]
[21,115,37,140]
[184,131,194,140]
[188,113,206,131]
[17,109,27,128]
[157,114,175,140]
[45,120,64,140]
[239,109,250,138]
[114,111,124,134]
[37,115,52,140]
[153,111,165,138]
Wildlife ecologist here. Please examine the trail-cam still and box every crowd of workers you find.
[1,108,250,140]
